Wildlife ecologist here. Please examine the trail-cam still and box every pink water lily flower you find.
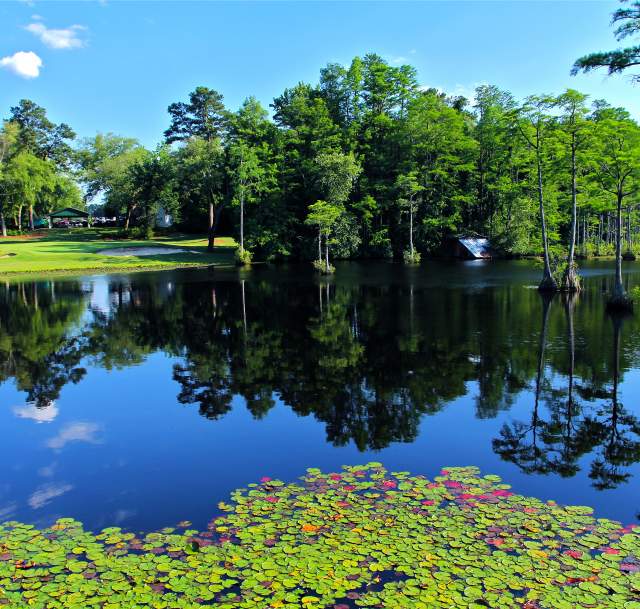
[492,489,513,497]
[444,480,463,488]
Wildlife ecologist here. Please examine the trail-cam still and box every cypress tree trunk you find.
[28,206,34,231]
[537,151,557,292]
[561,141,580,292]
[324,233,330,273]
[0,212,6,237]
[607,190,632,310]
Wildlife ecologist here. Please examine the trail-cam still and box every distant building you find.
[443,236,494,259]
[156,207,173,228]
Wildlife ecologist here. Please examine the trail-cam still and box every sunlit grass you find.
[0,229,236,276]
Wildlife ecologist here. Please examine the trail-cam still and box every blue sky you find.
[0,1,635,147]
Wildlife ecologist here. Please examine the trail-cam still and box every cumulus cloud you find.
[28,483,73,509]
[47,422,101,450]
[14,402,59,423]
[25,22,86,50]
[0,51,42,78]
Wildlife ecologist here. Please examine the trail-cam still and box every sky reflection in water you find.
[0,260,639,531]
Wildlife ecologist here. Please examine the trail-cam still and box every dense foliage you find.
[0,464,639,608]
[2,52,640,275]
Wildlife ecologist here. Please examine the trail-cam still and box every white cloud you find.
[28,483,73,509]
[25,22,86,50]
[47,422,101,450]
[389,56,407,65]
[31,14,44,21]
[0,51,42,78]
[424,82,488,106]
[14,402,59,423]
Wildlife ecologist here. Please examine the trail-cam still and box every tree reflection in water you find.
[1,266,640,490]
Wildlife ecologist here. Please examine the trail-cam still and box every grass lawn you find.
[0,229,236,277]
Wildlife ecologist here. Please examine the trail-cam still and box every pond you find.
[1,259,639,533]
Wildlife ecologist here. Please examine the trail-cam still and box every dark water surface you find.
[1,260,640,532]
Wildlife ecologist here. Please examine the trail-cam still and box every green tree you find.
[8,99,75,168]
[174,138,225,250]
[572,1,640,83]
[592,116,640,308]
[305,199,343,273]
[228,97,278,261]
[0,121,19,236]
[395,172,423,263]
[77,133,141,203]
[517,95,559,291]
[556,90,591,292]
[126,147,178,237]
[164,87,229,143]
[2,152,57,230]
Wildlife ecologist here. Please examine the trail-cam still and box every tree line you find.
[0,2,639,300]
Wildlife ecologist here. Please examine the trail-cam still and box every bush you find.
[312,259,335,274]
[122,226,151,240]
[235,247,253,266]
[403,249,421,264]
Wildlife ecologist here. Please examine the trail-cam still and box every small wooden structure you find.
[444,236,494,259]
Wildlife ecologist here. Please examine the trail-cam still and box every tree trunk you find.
[598,214,603,255]
[239,194,244,251]
[324,233,330,273]
[0,212,6,238]
[28,206,34,231]
[17,206,22,231]
[207,201,215,252]
[607,190,632,310]
[561,142,580,292]
[124,206,133,231]
[409,205,414,259]
[318,228,322,262]
[537,153,557,291]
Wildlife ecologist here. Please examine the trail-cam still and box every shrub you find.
[403,249,421,264]
[312,259,335,274]
[235,247,253,266]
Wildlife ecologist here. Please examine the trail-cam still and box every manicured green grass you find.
[0,229,236,276]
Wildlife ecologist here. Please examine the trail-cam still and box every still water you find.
[1,260,639,532]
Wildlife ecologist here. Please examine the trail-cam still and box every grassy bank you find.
[0,229,236,277]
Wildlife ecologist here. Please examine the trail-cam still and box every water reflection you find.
[1,262,640,527]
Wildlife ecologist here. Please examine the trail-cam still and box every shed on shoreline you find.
[443,236,494,259]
